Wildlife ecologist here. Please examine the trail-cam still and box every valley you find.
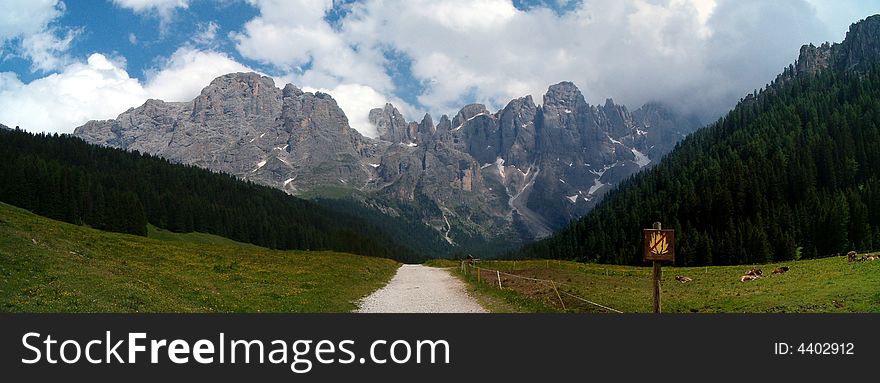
[2,7,880,314]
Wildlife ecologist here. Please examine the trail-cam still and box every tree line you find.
[0,129,425,262]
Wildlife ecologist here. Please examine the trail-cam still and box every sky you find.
[0,0,878,137]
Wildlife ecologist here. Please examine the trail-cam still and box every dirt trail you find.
[356,265,488,313]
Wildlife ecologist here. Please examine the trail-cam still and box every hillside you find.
[0,128,423,262]
[516,15,880,265]
[0,202,398,312]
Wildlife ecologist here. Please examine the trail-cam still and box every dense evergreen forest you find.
[516,62,880,266]
[313,197,452,258]
[0,129,424,262]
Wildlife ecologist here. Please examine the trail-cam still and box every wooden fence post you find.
[653,261,662,313]
[551,281,566,311]
[652,222,662,314]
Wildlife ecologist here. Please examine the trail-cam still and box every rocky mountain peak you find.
[500,95,537,116]
[203,72,276,95]
[836,14,880,71]
[453,103,491,122]
[436,115,452,132]
[282,83,304,97]
[796,42,832,75]
[603,98,616,108]
[369,103,408,142]
[543,81,585,108]
[282,83,351,136]
[192,72,281,124]
[418,113,434,136]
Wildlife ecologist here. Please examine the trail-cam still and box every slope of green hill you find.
[517,17,880,266]
[146,224,261,248]
[0,128,424,262]
[0,203,398,312]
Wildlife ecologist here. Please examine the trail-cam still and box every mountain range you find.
[74,73,699,254]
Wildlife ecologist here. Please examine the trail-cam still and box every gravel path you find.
[356,264,488,313]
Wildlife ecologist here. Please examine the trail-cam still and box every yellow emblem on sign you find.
[648,232,669,255]
[644,228,674,262]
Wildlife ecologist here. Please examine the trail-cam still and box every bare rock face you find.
[277,84,374,190]
[794,15,880,76]
[369,103,413,144]
[497,95,537,169]
[835,14,880,71]
[75,73,699,250]
[75,99,189,155]
[797,43,832,75]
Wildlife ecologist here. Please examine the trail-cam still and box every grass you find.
[457,272,558,313]
[424,259,557,313]
[146,224,261,248]
[0,203,399,313]
[297,184,362,200]
[422,259,460,268]
[436,258,880,313]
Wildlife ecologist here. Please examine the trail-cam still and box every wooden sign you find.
[643,229,675,262]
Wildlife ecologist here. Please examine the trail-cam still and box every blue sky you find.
[5,1,574,103]
[1,0,878,136]
[5,1,259,83]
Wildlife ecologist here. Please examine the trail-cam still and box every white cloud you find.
[112,0,189,20]
[338,0,712,118]
[0,0,77,72]
[232,0,391,92]
[20,27,81,72]
[144,47,253,101]
[4,0,878,141]
[230,0,879,127]
[192,21,220,47]
[0,47,253,134]
[0,54,146,133]
[0,0,62,39]
[232,0,406,131]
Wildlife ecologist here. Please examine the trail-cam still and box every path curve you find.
[356,265,488,313]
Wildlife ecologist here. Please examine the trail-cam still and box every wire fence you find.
[475,259,656,278]
[459,261,624,313]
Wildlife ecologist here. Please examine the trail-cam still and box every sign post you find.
[643,222,675,313]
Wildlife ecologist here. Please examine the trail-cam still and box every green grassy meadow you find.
[427,257,880,313]
[0,203,399,313]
